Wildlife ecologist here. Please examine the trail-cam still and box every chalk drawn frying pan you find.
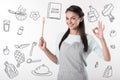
[8,9,27,21]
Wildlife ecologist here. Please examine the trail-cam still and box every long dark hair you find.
[59,5,88,52]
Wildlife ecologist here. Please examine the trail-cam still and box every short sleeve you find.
[84,34,104,59]
[55,32,64,64]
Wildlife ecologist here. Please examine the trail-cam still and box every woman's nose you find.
[67,19,72,24]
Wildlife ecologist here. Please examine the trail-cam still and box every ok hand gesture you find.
[93,21,105,39]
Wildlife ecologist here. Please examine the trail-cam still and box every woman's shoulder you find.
[86,33,97,43]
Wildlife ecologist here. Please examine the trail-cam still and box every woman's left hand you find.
[93,21,105,39]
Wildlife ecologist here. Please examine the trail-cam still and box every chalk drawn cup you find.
[3,20,10,32]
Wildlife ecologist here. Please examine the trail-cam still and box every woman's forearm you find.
[99,38,111,61]
[43,48,58,64]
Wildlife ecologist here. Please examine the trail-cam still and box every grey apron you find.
[57,42,88,80]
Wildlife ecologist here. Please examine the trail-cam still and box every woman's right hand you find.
[39,37,47,51]
[39,37,58,64]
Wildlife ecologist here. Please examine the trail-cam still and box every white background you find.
[0,0,120,80]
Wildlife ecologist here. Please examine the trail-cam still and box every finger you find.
[39,39,43,45]
[93,30,98,36]
[103,25,105,31]
[39,37,44,46]
[98,21,100,27]
[98,21,102,29]
[93,27,98,30]
[93,28,98,34]
[40,36,45,41]
[92,29,96,34]
[93,27,98,32]
[43,41,46,47]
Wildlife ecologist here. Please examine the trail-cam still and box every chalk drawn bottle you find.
[4,61,19,79]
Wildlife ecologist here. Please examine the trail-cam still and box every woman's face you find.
[66,11,81,30]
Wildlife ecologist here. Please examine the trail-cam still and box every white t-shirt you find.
[55,32,103,64]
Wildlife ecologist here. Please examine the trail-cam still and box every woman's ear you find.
[80,17,84,22]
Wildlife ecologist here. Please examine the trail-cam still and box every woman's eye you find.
[66,18,69,20]
[71,17,76,20]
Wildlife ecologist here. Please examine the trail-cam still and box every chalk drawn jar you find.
[3,20,10,32]
[17,26,24,35]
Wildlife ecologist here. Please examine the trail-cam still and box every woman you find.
[39,5,111,80]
